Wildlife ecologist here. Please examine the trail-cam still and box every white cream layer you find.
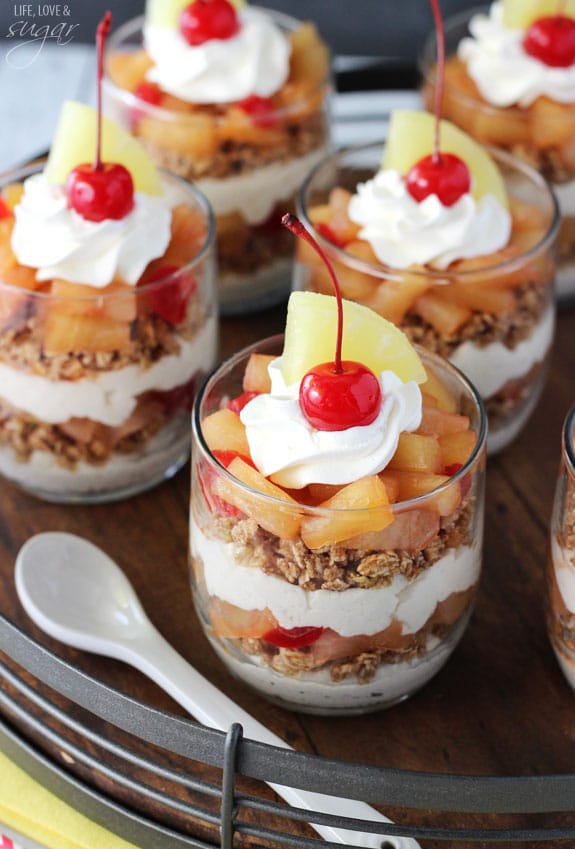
[191,517,481,637]
[196,147,328,225]
[552,537,575,614]
[0,315,217,427]
[449,302,554,398]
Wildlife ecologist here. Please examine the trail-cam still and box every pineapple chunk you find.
[50,279,137,323]
[45,101,162,195]
[43,312,132,355]
[213,458,301,539]
[208,598,275,640]
[383,110,508,208]
[382,470,462,517]
[502,0,575,29]
[344,508,439,551]
[281,291,426,386]
[418,405,470,436]
[412,291,472,336]
[300,475,393,550]
[201,408,250,457]
[243,354,274,393]
[421,369,457,413]
[439,430,478,468]
[388,433,443,474]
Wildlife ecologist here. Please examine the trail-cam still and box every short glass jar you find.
[420,5,575,303]
[295,141,559,455]
[190,335,487,716]
[547,404,575,691]
[0,162,217,503]
[104,11,332,316]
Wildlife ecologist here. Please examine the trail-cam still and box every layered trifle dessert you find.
[547,404,575,691]
[295,108,558,454]
[420,0,575,301]
[104,0,331,314]
[190,225,486,715]
[0,88,217,502]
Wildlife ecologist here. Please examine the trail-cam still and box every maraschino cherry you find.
[523,1,575,68]
[180,0,240,46]
[282,213,382,433]
[405,0,471,207]
[66,12,135,223]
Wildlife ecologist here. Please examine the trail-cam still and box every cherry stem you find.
[95,11,112,172]
[429,0,445,165]
[282,213,343,374]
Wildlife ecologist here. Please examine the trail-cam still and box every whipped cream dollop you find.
[11,173,171,288]
[347,169,511,270]
[144,7,291,104]
[458,1,575,107]
[240,358,422,489]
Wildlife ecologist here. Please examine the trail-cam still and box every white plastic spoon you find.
[15,532,419,849]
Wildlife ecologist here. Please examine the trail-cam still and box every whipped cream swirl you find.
[240,359,422,490]
[11,173,171,288]
[458,1,575,107]
[347,169,511,270]
[144,7,291,104]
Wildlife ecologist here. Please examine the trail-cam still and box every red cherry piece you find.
[145,264,198,324]
[130,82,163,131]
[406,153,471,208]
[262,625,325,649]
[226,391,259,414]
[237,95,277,128]
[0,198,12,220]
[180,0,240,46]
[523,16,575,68]
[213,449,256,469]
[444,462,463,476]
[299,361,382,432]
[67,162,135,223]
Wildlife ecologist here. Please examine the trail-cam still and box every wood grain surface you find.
[0,301,574,849]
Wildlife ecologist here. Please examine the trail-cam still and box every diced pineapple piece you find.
[417,405,470,436]
[208,598,275,640]
[243,354,274,393]
[300,475,393,550]
[343,507,439,551]
[363,274,431,324]
[138,112,218,158]
[437,282,516,315]
[2,183,24,211]
[335,242,378,301]
[421,369,457,414]
[439,430,478,468]
[530,97,575,149]
[306,482,344,504]
[382,470,462,517]
[471,108,530,148]
[289,22,329,88]
[43,312,132,355]
[281,291,426,386]
[45,101,162,195]
[214,458,301,539]
[50,279,137,322]
[328,188,361,244]
[388,433,443,474]
[502,0,575,29]
[106,51,154,93]
[383,110,508,208]
[377,472,401,503]
[201,408,250,457]
[412,291,472,336]
[162,204,206,266]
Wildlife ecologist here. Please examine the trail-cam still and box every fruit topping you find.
[179,0,240,46]
[282,214,382,432]
[143,264,197,324]
[262,625,325,649]
[405,0,471,207]
[523,14,575,67]
[66,12,135,223]
[237,95,277,127]
[0,198,12,220]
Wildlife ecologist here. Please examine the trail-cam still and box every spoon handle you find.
[123,626,417,849]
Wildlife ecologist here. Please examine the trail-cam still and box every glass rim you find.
[297,139,560,283]
[192,333,487,517]
[103,11,331,123]
[418,4,567,120]
[563,404,575,480]
[0,159,216,300]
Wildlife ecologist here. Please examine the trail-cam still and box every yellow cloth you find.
[0,751,141,849]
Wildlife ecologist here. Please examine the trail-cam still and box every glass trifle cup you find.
[189,334,487,716]
[547,404,575,691]
[0,162,217,503]
[420,3,575,303]
[295,141,559,455]
[103,9,332,316]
